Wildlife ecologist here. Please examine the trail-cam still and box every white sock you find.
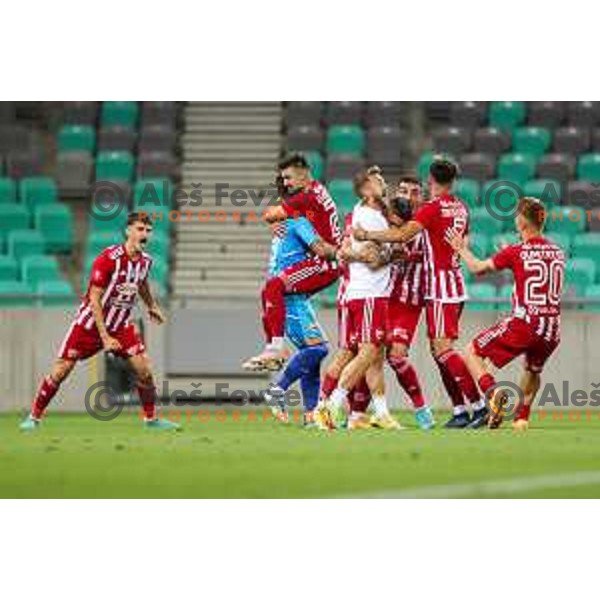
[472,399,485,411]
[373,395,389,419]
[268,337,285,352]
[453,405,467,416]
[330,388,348,410]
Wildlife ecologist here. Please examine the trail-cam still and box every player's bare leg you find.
[128,353,181,430]
[512,369,541,433]
[367,352,403,431]
[20,359,76,430]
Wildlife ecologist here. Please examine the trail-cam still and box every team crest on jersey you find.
[116,282,138,295]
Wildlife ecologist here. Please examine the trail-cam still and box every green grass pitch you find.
[1,409,600,498]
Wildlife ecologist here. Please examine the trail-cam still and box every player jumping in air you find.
[448,197,565,431]
[20,212,180,431]
[354,158,489,428]
[242,154,341,372]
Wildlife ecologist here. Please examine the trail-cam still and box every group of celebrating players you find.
[20,151,565,434]
[243,153,566,432]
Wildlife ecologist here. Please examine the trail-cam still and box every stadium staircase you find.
[173,102,282,304]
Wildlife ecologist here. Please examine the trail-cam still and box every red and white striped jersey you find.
[414,195,469,303]
[76,244,153,333]
[337,213,353,307]
[390,234,426,307]
[492,236,565,342]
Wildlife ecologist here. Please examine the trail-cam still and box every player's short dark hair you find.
[278,153,310,171]
[430,158,459,185]
[518,197,547,231]
[127,211,153,227]
[396,173,420,187]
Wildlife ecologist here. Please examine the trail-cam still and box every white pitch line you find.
[358,471,600,499]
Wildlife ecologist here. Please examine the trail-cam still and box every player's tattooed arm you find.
[89,285,121,352]
[353,220,423,244]
[337,240,383,268]
[446,232,495,275]
[310,239,339,262]
[264,205,286,223]
[138,280,166,325]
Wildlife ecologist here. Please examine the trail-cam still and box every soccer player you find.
[242,154,341,372]
[20,212,179,431]
[448,197,565,431]
[354,158,489,428]
[262,294,329,426]
[319,167,400,431]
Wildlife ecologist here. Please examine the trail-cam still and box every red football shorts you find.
[473,317,560,373]
[346,297,389,350]
[58,322,146,361]
[425,301,464,340]
[387,300,423,347]
[281,256,339,296]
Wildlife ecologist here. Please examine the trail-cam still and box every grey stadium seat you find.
[324,102,364,126]
[567,102,599,127]
[56,152,93,198]
[141,102,178,128]
[450,102,488,128]
[528,101,565,128]
[0,125,37,154]
[591,128,600,152]
[473,127,512,156]
[139,125,177,154]
[286,102,322,128]
[98,126,137,153]
[553,127,590,155]
[537,153,576,183]
[63,102,98,125]
[286,125,324,152]
[425,102,452,123]
[565,181,600,210]
[365,102,405,128]
[458,153,495,182]
[137,151,178,180]
[432,126,471,156]
[6,151,44,178]
[325,154,365,180]
[366,127,405,168]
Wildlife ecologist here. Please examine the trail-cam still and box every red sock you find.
[438,350,480,405]
[137,384,157,420]
[388,355,425,409]
[31,376,60,419]
[320,373,338,400]
[478,373,496,396]
[262,277,286,341]
[515,403,531,421]
[435,358,465,408]
[349,378,371,413]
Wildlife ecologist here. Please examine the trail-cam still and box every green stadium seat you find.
[577,153,600,183]
[489,101,527,132]
[468,233,490,257]
[468,282,497,311]
[301,151,323,181]
[566,258,596,295]
[512,127,551,157]
[58,125,95,153]
[86,231,123,257]
[498,283,514,311]
[7,230,44,259]
[546,231,572,254]
[37,280,77,307]
[0,178,17,203]
[492,233,520,252]
[572,233,600,272]
[149,257,168,285]
[19,177,58,209]
[0,281,35,307]
[326,126,365,155]
[454,179,480,208]
[133,178,173,210]
[101,101,139,128]
[523,179,561,209]
[417,152,435,181]
[584,284,600,313]
[88,209,128,233]
[471,206,507,238]
[328,179,357,215]
[497,153,537,185]
[21,255,62,286]
[147,210,172,234]
[146,231,169,261]
[545,206,587,236]
[95,151,135,182]
[0,255,18,281]
[34,204,74,253]
[0,204,30,237]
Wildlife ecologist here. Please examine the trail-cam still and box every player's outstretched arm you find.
[139,280,166,325]
[89,285,121,352]
[309,238,339,262]
[354,220,423,245]
[446,232,495,275]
